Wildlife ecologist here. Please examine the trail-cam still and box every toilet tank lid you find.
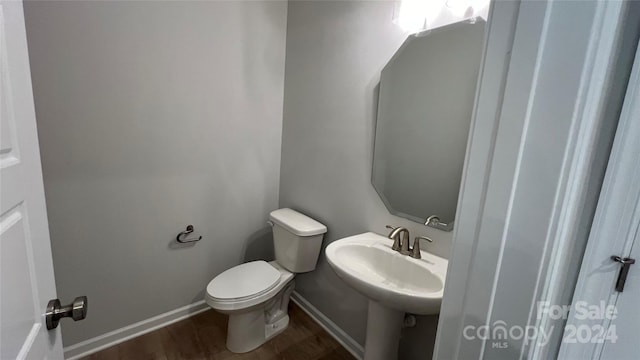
[269,208,327,236]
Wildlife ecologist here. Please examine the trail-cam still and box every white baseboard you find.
[63,300,210,360]
[291,291,364,360]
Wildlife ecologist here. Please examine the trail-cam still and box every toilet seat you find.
[207,261,280,302]
[205,261,294,313]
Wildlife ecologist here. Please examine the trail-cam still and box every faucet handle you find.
[411,236,433,259]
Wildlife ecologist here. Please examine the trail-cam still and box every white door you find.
[558,38,640,359]
[0,1,64,359]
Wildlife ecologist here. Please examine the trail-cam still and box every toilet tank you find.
[269,208,327,273]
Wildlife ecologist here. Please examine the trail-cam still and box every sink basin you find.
[325,232,447,315]
[325,232,448,360]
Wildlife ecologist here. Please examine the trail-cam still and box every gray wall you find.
[24,1,287,346]
[280,2,454,358]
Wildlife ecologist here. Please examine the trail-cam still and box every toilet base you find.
[225,280,295,353]
[226,310,290,353]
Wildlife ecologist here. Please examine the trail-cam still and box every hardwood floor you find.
[83,303,356,360]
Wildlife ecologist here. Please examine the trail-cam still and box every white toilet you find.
[205,208,327,353]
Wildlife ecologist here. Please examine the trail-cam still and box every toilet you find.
[205,208,327,353]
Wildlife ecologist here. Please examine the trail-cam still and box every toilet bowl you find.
[205,208,327,353]
[205,261,295,353]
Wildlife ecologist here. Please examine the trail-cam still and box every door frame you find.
[434,0,639,359]
[556,33,640,360]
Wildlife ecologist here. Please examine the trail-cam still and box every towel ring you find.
[176,225,202,243]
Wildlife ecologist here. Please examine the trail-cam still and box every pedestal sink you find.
[325,232,448,360]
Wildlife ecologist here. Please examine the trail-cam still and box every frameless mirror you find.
[372,19,486,230]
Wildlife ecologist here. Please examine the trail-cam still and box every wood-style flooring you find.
[83,302,356,360]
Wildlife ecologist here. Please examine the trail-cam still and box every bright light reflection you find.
[394,0,491,34]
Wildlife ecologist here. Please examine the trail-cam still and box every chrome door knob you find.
[45,296,88,330]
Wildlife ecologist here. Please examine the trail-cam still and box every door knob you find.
[45,296,88,330]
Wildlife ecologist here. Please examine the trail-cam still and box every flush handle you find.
[45,296,88,330]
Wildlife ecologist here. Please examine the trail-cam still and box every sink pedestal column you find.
[363,300,404,360]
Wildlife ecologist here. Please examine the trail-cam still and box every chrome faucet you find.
[386,225,433,259]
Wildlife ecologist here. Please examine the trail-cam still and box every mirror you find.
[372,19,486,230]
